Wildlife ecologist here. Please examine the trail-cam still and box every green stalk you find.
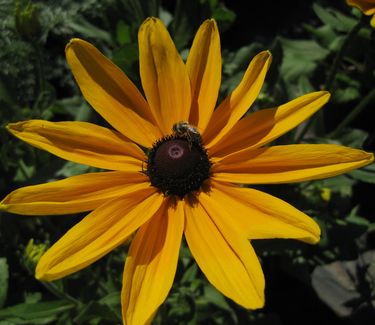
[324,18,364,91]
[296,17,364,143]
[40,280,81,306]
[330,88,375,137]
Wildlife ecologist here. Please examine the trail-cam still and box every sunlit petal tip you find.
[369,152,374,163]
[35,259,51,281]
[6,122,21,133]
[304,220,321,244]
[140,16,161,29]
[204,18,217,27]
[0,201,8,212]
[35,260,61,282]
[311,91,331,110]
[65,38,82,52]
[261,50,272,65]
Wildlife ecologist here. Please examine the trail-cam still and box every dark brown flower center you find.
[146,133,211,199]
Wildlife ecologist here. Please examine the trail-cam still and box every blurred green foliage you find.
[0,0,375,324]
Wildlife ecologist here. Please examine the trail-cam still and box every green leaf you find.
[111,43,140,81]
[0,300,74,320]
[223,43,264,75]
[304,24,345,52]
[279,37,329,83]
[313,3,357,33]
[13,159,35,182]
[55,161,92,178]
[348,162,375,184]
[66,16,112,43]
[212,5,236,25]
[333,128,369,148]
[73,301,120,323]
[0,258,8,308]
[181,263,198,284]
[203,286,231,312]
[116,20,131,46]
[321,175,356,197]
[333,87,361,103]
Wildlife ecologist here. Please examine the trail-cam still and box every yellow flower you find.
[1,17,373,325]
[347,0,375,27]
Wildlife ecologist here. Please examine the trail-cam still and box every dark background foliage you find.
[0,0,374,324]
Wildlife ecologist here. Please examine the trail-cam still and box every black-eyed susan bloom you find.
[1,17,374,325]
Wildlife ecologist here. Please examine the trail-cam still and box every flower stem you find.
[40,280,81,305]
[325,17,364,91]
[330,88,375,137]
[296,17,364,143]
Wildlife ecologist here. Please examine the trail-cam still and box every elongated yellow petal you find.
[0,171,148,215]
[184,197,265,309]
[7,120,145,171]
[186,19,221,132]
[122,199,184,325]
[66,38,161,147]
[138,17,191,135]
[210,91,330,157]
[36,187,163,281]
[213,144,374,184]
[210,181,320,243]
[203,51,272,148]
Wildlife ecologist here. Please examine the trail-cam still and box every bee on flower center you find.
[172,121,202,148]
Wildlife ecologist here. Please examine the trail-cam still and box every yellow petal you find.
[66,38,161,147]
[0,171,148,215]
[184,196,265,309]
[36,187,163,281]
[210,181,320,243]
[371,14,375,27]
[138,17,191,135]
[213,144,374,184]
[7,120,145,171]
[186,19,221,132]
[203,51,272,148]
[122,199,184,325]
[210,91,330,157]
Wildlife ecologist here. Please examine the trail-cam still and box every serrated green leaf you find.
[313,3,357,33]
[279,37,329,82]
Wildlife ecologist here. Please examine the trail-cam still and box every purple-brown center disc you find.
[146,137,211,198]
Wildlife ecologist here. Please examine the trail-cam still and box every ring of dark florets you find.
[145,133,211,199]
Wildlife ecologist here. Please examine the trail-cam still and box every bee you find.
[172,121,202,148]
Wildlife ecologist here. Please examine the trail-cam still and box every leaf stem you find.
[330,88,375,137]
